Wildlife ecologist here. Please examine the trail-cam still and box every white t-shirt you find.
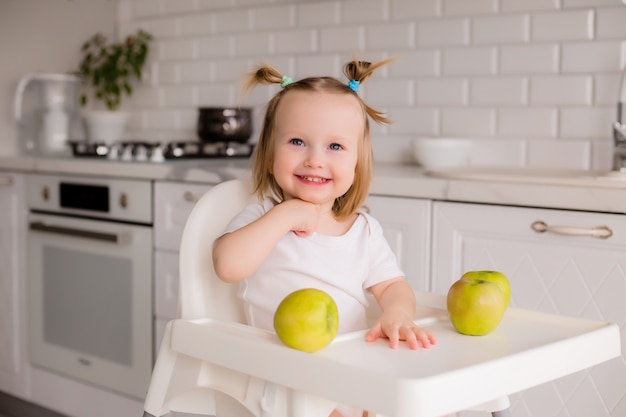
[223,197,404,334]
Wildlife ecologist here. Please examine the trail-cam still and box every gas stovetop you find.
[68,140,254,162]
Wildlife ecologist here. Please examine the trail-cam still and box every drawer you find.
[155,181,213,251]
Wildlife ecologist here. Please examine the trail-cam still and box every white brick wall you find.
[118,0,626,169]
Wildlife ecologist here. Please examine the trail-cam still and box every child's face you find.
[272,90,363,209]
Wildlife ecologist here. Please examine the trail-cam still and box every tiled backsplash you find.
[117,0,626,168]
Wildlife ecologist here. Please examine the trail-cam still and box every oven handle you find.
[29,221,132,244]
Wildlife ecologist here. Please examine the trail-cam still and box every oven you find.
[25,174,153,399]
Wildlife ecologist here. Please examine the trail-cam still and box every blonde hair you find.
[243,58,394,220]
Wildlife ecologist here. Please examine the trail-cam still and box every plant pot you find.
[83,110,130,144]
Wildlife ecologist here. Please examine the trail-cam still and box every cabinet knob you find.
[531,220,613,239]
[42,186,49,201]
[0,176,13,186]
[183,191,200,203]
[120,193,128,209]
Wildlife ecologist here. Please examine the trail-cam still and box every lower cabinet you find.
[365,195,431,292]
[154,181,214,355]
[432,201,626,417]
[153,181,215,417]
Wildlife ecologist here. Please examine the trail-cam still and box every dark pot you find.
[197,107,253,143]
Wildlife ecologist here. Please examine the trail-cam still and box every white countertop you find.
[0,155,252,183]
[2,155,626,214]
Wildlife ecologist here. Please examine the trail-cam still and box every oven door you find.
[27,212,152,399]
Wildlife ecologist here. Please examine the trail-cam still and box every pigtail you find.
[343,57,396,125]
[242,63,285,93]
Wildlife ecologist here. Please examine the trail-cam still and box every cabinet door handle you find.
[0,176,13,186]
[183,191,201,203]
[531,220,613,239]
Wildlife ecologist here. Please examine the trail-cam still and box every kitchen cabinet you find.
[154,181,214,352]
[153,181,216,417]
[0,172,29,399]
[0,174,25,394]
[365,195,431,292]
[431,201,626,417]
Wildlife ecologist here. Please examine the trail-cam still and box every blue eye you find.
[330,143,343,151]
[290,138,304,146]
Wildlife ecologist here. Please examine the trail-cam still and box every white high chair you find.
[143,179,620,417]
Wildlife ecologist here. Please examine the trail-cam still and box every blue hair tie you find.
[348,79,360,92]
[281,75,293,88]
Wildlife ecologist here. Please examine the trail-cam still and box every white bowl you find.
[411,138,472,168]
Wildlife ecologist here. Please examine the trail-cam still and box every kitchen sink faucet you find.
[613,67,626,171]
[617,0,626,171]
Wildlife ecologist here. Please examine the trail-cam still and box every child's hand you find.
[278,198,322,237]
[365,310,437,350]
[367,279,437,350]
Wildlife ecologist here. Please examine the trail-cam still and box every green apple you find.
[461,270,511,307]
[446,277,507,336]
[273,288,339,353]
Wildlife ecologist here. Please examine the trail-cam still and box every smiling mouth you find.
[298,175,330,183]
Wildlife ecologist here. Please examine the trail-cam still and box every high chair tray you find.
[170,292,620,417]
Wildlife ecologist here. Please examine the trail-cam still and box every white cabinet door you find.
[154,181,213,356]
[154,181,214,251]
[365,195,431,292]
[0,172,28,399]
[432,201,626,417]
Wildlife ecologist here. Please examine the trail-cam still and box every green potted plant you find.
[77,29,152,143]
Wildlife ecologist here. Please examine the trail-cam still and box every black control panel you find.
[59,183,110,213]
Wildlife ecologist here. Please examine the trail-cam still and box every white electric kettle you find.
[14,73,81,155]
